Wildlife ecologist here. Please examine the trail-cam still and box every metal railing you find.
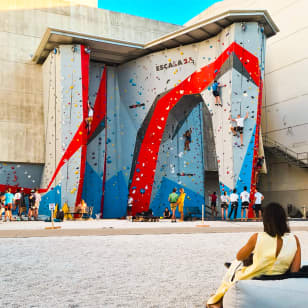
[263,135,308,167]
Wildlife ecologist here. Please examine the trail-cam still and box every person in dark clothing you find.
[255,155,265,183]
[183,129,192,151]
[18,191,27,220]
[28,190,36,221]
[210,192,218,217]
[163,207,171,219]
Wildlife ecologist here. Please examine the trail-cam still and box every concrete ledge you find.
[0,225,308,238]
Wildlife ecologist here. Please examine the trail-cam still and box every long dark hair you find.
[263,202,290,237]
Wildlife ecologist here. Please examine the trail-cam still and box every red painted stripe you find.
[75,45,90,206]
[129,42,261,215]
[88,67,107,139]
[248,79,263,218]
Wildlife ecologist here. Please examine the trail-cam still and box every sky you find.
[98,0,221,25]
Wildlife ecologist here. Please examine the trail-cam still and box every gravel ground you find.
[0,232,307,308]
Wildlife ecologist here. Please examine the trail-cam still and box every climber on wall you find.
[86,101,94,133]
[230,112,249,147]
[212,80,226,106]
[183,128,192,151]
[255,155,265,183]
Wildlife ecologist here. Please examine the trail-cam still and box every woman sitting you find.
[163,207,171,219]
[207,202,301,308]
[75,199,87,218]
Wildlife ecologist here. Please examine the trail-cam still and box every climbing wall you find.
[40,45,90,214]
[120,22,266,217]
[82,61,106,216]
[6,21,266,218]
[0,163,43,193]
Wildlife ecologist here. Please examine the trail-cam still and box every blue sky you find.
[98,0,221,25]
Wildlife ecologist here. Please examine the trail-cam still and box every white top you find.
[14,192,21,200]
[230,193,239,202]
[235,117,244,127]
[220,195,229,203]
[127,197,133,206]
[240,191,250,203]
[34,192,41,203]
[254,192,264,204]
[88,108,94,117]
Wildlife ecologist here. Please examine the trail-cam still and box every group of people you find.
[210,187,264,221]
[0,188,41,222]
[166,187,186,222]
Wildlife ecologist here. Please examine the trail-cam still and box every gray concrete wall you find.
[259,151,308,214]
[0,1,181,164]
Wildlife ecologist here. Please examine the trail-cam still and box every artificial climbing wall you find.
[4,21,266,218]
[118,22,265,217]
[40,45,90,214]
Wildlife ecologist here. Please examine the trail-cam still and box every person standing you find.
[4,188,14,222]
[14,189,21,212]
[0,192,5,221]
[228,189,239,220]
[28,190,35,221]
[240,186,250,221]
[127,194,133,218]
[33,188,41,221]
[253,188,264,220]
[210,192,218,217]
[177,188,186,221]
[220,191,230,220]
[19,191,27,220]
[168,188,178,223]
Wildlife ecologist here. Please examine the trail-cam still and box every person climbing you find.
[168,188,178,223]
[230,112,249,147]
[220,191,230,220]
[177,188,186,221]
[86,101,94,133]
[212,80,225,106]
[183,128,192,151]
[228,189,239,220]
[255,155,265,183]
[210,192,218,217]
[240,186,250,221]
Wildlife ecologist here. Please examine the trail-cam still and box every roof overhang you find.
[33,10,279,65]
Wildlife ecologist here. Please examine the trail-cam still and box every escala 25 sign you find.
[156,57,195,71]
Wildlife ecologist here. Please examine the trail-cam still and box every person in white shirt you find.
[33,189,41,221]
[253,188,264,220]
[220,191,230,220]
[127,194,133,218]
[14,189,21,211]
[230,112,249,147]
[86,101,94,133]
[228,188,239,220]
[240,186,250,221]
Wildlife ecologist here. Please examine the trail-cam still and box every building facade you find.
[1,0,306,217]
